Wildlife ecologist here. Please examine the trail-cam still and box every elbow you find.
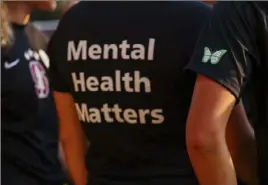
[186,113,227,156]
[186,129,224,156]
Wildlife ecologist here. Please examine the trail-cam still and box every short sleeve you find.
[47,21,72,93]
[186,2,258,100]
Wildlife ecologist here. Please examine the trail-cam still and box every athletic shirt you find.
[48,2,211,185]
[186,2,268,184]
[1,23,66,183]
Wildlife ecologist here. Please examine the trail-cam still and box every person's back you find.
[48,2,211,185]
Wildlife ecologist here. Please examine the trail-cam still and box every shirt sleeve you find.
[186,2,258,100]
[47,20,72,93]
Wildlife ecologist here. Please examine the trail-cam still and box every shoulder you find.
[170,2,212,32]
[56,1,88,26]
[212,2,257,22]
[60,1,212,22]
[181,1,212,11]
[51,1,212,46]
[49,2,85,43]
[211,2,259,45]
[162,1,212,20]
[174,1,212,17]
[170,2,212,47]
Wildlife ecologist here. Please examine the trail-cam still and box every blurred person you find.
[48,2,254,185]
[48,2,246,185]
[186,1,268,185]
[58,0,79,16]
[1,1,87,185]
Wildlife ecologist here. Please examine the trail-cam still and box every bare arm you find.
[184,2,259,185]
[54,91,87,185]
[186,75,237,185]
[226,102,259,185]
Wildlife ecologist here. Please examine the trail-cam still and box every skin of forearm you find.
[226,103,259,185]
[230,139,259,185]
[188,138,237,185]
[62,138,88,185]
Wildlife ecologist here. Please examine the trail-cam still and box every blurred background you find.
[31,1,78,37]
[30,1,215,38]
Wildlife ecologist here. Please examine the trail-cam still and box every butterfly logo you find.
[202,47,227,64]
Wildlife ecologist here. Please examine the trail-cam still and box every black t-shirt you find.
[48,2,211,185]
[186,2,268,184]
[1,24,66,183]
